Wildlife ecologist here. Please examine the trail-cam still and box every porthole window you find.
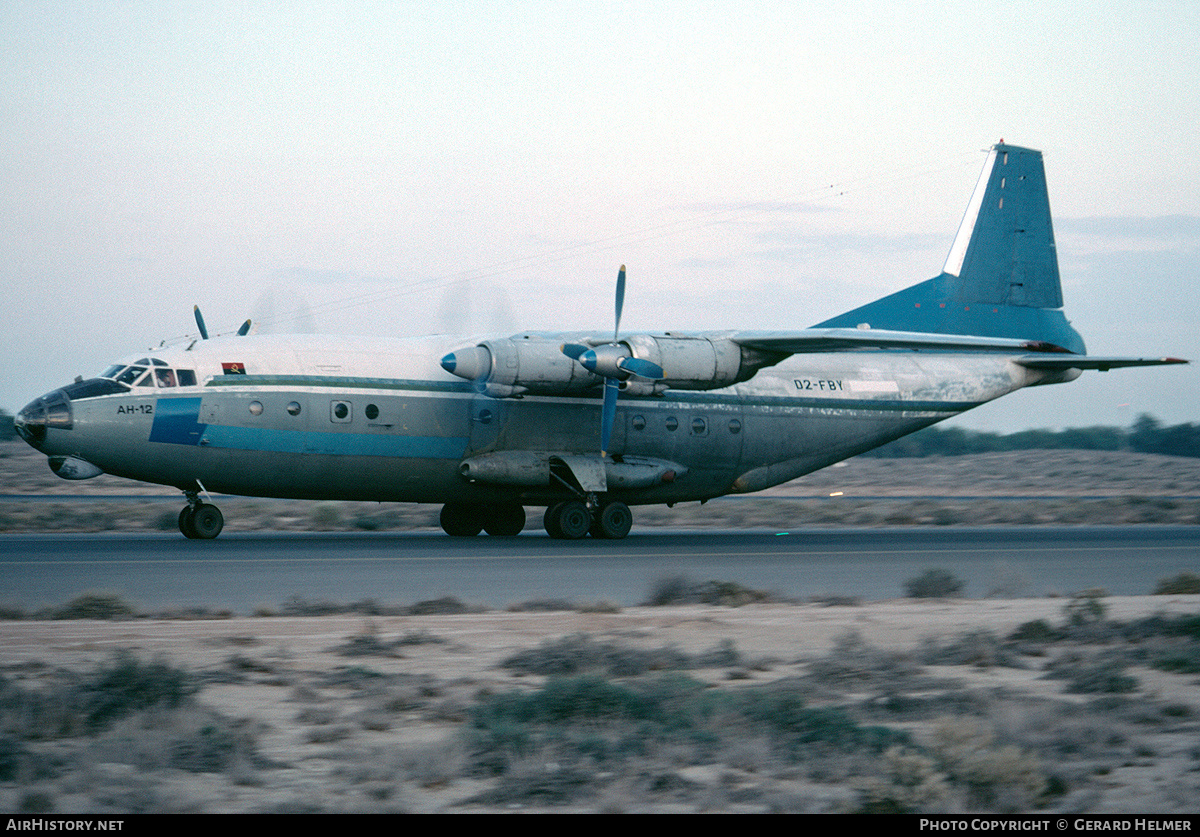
[331,401,352,422]
[286,401,301,416]
[728,418,742,434]
[665,416,678,432]
[691,417,707,435]
[365,404,380,420]
[477,408,493,425]
[631,415,646,431]
[248,401,263,416]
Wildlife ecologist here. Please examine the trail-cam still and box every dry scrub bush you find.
[929,717,1047,812]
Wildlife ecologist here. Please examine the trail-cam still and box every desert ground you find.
[2,589,1199,814]
[3,441,1200,532]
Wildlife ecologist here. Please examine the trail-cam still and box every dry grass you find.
[2,592,1199,813]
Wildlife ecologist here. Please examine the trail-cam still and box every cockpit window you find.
[103,363,197,387]
[115,366,147,385]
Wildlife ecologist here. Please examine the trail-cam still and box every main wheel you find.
[590,501,632,540]
[483,503,525,536]
[550,500,591,540]
[543,503,564,539]
[440,503,484,537]
[178,507,199,539]
[190,503,224,539]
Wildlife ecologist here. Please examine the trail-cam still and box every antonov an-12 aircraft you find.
[14,143,1186,539]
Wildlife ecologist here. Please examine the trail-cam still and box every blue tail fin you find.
[815,142,1085,354]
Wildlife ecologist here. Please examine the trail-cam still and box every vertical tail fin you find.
[816,142,1085,353]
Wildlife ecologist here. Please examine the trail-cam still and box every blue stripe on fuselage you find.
[148,396,465,458]
[149,397,207,445]
[200,424,468,459]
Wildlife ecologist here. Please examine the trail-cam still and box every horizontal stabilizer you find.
[1016,355,1188,371]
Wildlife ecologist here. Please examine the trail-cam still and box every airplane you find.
[13,142,1187,540]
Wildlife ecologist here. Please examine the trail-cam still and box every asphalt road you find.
[2,526,1198,614]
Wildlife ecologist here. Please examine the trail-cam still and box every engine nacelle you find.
[622,334,780,390]
[442,335,602,397]
[441,333,784,397]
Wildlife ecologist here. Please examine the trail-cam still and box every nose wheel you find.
[179,497,224,539]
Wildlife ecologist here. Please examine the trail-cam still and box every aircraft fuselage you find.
[16,143,1181,539]
[19,332,1059,507]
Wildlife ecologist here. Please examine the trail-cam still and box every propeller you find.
[561,266,664,457]
[194,306,252,339]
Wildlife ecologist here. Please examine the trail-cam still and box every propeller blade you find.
[561,343,590,361]
[237,319,252,336]
[613,265,625,342]
[193,306,209,340]
[600,378,619,457]
[618,356,664,379]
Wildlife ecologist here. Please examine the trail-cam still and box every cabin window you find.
[331,401,352,423]
[365,404,380,420]
[665,416,678,432]
[286,401,302,416]
[248,401,263,416]
[728,419,742,434]
[691,417,708,435]
[631,415,646,431]
[177,369,197,386]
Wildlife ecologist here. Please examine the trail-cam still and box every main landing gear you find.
[439,502,526,537]
[439,500,632,539]
[178,491,224,539]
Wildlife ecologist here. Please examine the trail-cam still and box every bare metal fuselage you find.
[31,333,1059,506]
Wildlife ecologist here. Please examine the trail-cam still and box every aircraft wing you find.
[730,328,1068,354]
[731,329,1188,369]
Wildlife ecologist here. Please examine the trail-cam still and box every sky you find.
[2,1,1197,433]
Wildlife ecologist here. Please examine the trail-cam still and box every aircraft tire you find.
[590,501,632,540]
[178,507,199,539]
[543,504,564,538]
[552,500,591,540]
[440,503,484,537]
[483,503,525,536]
[190,504,224,539]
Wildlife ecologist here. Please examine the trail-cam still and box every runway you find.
[2,525,1198,613]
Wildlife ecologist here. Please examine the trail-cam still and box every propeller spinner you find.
[561,266,664,457]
